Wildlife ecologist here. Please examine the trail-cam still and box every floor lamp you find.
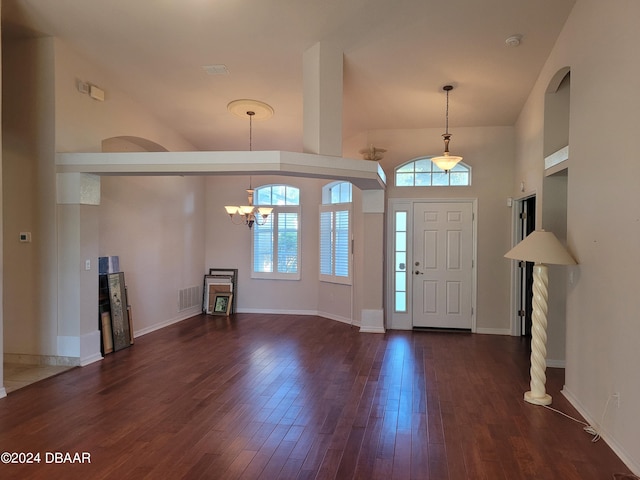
[505,230,577,405]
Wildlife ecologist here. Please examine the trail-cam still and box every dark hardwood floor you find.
[0,313,634,479]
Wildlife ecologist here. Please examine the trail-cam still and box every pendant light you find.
[431,85,463,172]
[224,100,274,229]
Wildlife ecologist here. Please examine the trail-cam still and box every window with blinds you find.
[320,182,352,285]
[252,185,301,280]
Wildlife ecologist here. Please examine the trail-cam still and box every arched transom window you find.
[395,157,471,186]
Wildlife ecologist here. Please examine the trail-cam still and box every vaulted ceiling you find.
[2,0,576,155]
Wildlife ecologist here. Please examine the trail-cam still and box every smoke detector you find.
[505,34,523,47]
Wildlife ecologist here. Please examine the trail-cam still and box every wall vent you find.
[179,285,201,312]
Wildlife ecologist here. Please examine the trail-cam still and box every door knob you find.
[415,270,423,275]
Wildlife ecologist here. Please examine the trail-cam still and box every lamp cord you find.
[540,392,617,443]
[541,404,601,442]
[540,399,640,478]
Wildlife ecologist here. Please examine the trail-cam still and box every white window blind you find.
[319,204,351,284]
[252,185,301,280]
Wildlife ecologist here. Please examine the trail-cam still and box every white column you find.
[303,42,343,157]
[57,173,102,365]
[359,190,385,333]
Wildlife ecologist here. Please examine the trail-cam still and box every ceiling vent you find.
[202,64,230,75]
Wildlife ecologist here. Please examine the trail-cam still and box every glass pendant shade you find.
[432,152,463,172]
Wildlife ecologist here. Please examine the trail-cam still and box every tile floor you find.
[3,363,75,394]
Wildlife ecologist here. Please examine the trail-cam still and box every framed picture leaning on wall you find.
[208,268,237,314]
[212,293,233,315]
[108,272,131,351]
[203,268,238,314]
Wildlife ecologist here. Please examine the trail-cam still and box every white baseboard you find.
[0,387,6,399]
[562,386,640,476]
[360,325,386,333]
[360,309,385,333]
[4,353,79,367]
[80,331,101,366]
[237,308,318,316]
[475,327,511,335]
[236,308,363,328]
[134,309,202,338]
[317,311,359,327]
[137,308,352,337]
[80,352,103,366]
[546,359,566,368]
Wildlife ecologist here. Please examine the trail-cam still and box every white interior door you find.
[412,202,473,329]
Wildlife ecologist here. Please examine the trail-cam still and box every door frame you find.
[386,197,477,331]
[509,193,536,336]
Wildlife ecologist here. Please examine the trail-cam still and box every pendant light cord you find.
[247,110,255,190]
[247,110,254,151]
[443,85,453,134]
[445,90,449,134]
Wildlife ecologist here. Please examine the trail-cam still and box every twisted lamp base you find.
[525,263,552,406]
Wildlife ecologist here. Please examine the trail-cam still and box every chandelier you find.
[224,100,274,229]
[224,179,272,229]
[431,85,463,172]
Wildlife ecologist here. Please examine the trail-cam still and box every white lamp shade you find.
[504,229,577,265]
[431,153,463,171]
[224,206,239,215]
[258,207,273,216]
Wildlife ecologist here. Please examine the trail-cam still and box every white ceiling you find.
[2,0,576,155]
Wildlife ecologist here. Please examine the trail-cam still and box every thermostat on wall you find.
[19,232,32,243]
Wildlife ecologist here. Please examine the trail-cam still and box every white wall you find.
[369,126,516,333]
[98,175,206,335]
[515,0,640,471]
[3,37,57,355]
[2,36,200,364]
[53,39,194,153]
[541,170,569,365]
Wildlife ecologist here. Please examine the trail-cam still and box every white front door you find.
[412,202,473,329]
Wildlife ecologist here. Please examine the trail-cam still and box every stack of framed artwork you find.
[203,268,237,316]
[99,272,134,355]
